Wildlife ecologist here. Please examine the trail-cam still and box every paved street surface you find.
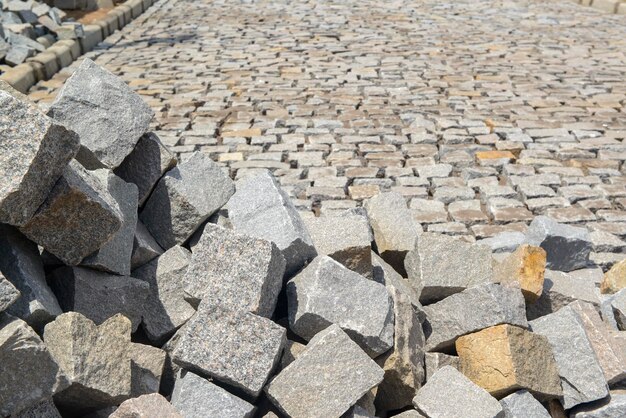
[28,0,626,267]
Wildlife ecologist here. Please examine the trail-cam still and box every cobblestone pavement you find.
[28,0,626,268]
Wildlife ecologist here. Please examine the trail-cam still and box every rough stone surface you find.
[425,352,461,380]
[493,244,546,304]
[601,258,626,294]
[479,232,527,254]
[130,220,163,270]
[12,399,62,418]
[114,132,177,206]
[375,284,425,412]
[499,390,550,418]
[413,366,503,418]
[424,283,527,352]
[171,370,255,418]
[182,224,285,318]
[611,289,626,330]
[529,305,609,409]
[287,255,394,357]
[571,393,626,418]
[0,225,61,328]
[455,324,562,400]
[0,273,19,313]
[19,160,123,266]
[266,324,384,418]
[50,266,150,332]
[525,216,592,272]
[140,151,235,249]
[0,314,68,417]
[569,301,626,386]
[0,90,79,227]
[133,245,194,344]
[364,192,419,276]
[527,269,601,320]
[405,233,494,304]
[227,170,316,276]
[172,302,286,397]
[371,252,424,319]
[392,411,426,418]
[81,170,138,276]
[47,58,154,169]
[110,394,182,418]
[129,342,166,398]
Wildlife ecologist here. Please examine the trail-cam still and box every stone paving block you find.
[611,288,626,330]
[110,393,182,418]
[413,366,503,418]
[227,170,316,276]
[405,233,493,304]
[499,390,550,418]
[133,245,194,343]
[371,252,423,313]
[364,191,419,276]
[114,132,177,206]
[171,370,255,418]
[43,313,132,414]
[424,283,527,352]
[478,231,526,253]
[455,324,562,399]
[141,151,234,249]
[266,324,384,418]
[0,90,79,227]
[601,258,626,294]
[19,161,123,266]
[172,302,286,397]
[525,216,592,272]
[287,256,394,357]
[0,225,61,328]
[50,266,149,332]
[0,314,69,417]
[81,170,138,276]
[570,393,626,418]
[47,58,154,169]
[129,342,166,398]
[425,352,461,380]
[304,214,372,277]
[12,399,62,418]
[130,220,164,270]
[183,224,285,318]
[530,305,609,409]
[493,244,546,304]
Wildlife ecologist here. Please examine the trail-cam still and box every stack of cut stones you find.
[0,0,81,69]
[2,58,626,418]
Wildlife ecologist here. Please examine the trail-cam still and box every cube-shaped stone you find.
[47,58,154,169]
[141,152,234,249]
[266,324,384,418]
[172,303,286,397]
[182,224,285,318]
[130,220,163,270]
[601,258,626,295]
[499,390,550,418]
[0,90,79,226]
[110,394,182,418]
[494,244,546,304]
[287,256,394,357]
[456,324,562,399]
[129,343,166,397]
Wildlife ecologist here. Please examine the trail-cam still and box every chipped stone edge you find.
[0,0,157,93]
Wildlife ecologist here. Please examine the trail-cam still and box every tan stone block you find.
[349,184,380,200]
[456,324,562,400]
[601,258,626,294]
[494,244,546,304]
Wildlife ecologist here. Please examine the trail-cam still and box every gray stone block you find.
[12,399,62,418]
[110,394,182,418]
[372,252,424,318]
[130,220,163,270]
[478,231,526,253]
[611,288,626,331]
[571,393,626,418]
[171,370,255,418]
[0,314,69,417]
[0,273,19,313]
[227,170,316,276]
[183,224,285,318]
[405,233,494,304]
[50,266,149,332]
[172,302,286,397]
[129,342,166,398]
[364,192,419,276]
[424,283,527,352]
[81,170,138,276]
[47,59,154,169]
[304,214,372,277]
[43,313,133,414]
[499,390,550,418]
[425,352,461,380]
[266,324,384,418]
[413,366,503,418]
[133,245,194,344]
[287,256,394,357]
[114,132,177,206]
[525,216,592,272]
[0,90,79,226]
[20,161,123,266]
[530,305,608,409]
[0,225,61,329]
[141,152,234,249]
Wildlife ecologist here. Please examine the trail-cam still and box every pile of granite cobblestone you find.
[2,58,626,417]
